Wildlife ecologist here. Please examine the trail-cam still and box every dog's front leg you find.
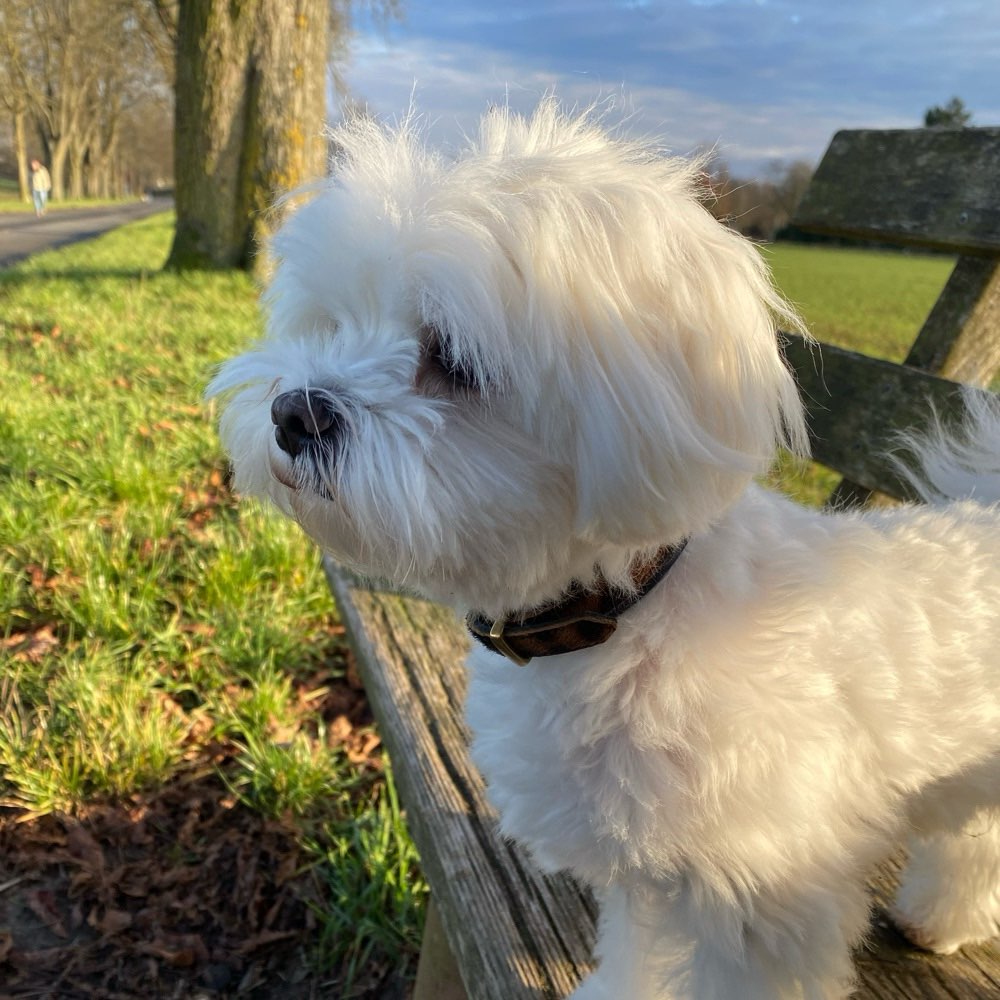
[569,882,670,1000]
[572,873,865,1000]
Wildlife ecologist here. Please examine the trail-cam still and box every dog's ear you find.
[569,285,808,547]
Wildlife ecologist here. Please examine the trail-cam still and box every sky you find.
[340,0,1000,177]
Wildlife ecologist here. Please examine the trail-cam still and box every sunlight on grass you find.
[765,243,952,359]
[310,764,428,990]
[0,215,425,985]
[762,243,953,506]
[0,649,188,814]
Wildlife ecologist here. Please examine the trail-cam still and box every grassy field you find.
[766,243,953,359]
[0,222,953,994]
[0,215,425,997]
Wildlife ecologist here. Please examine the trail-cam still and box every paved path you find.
[0,197,173,268]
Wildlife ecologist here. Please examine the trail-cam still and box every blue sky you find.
[342,0,1000,177]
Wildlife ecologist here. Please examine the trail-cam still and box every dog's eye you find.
[420,326,482,393]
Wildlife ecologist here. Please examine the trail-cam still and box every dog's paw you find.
[887,901,1000,955]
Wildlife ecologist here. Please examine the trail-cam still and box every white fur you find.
[210,101,1000,999]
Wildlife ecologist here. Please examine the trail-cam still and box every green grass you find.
[0,216,427,986]
[766,243,953,359]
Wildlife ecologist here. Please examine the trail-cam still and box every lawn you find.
[0,215,425,997]
[766,243,953,359]
[0,223,953,996]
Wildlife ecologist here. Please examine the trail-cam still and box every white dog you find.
[210,101,1000,999]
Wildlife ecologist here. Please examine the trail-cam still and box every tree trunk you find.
[49,136,70,201]
[68,147,86,199]
[13,110,29,202]
[167,0,329,271]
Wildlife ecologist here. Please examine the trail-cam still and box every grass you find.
[0,221,955,988]
[0,215,427,990]
[766,243,954,359]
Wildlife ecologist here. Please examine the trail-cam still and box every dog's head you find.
[210,101,807,613]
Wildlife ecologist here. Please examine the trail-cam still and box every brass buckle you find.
[486,616,532,666]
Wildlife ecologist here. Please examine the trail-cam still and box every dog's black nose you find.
[270,389,340,458]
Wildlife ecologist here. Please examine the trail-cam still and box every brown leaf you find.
[137,933,208,967]
[328,714,353,744]
[236,929,298,955]
[346,729,382,766]
[65,822,104,876]
[91,907,133,936]
[8,945,68,971]
[0,930,12,963]
[1,625,61,665]
[25,888,68,938]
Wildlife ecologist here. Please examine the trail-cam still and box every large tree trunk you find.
[49,136,70,201]
[13,110,30,202]
[167,0,328,271]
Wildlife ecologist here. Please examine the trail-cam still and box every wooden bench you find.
[324,126,1000,1000]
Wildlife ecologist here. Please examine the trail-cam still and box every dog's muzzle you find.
[270,389,341,459]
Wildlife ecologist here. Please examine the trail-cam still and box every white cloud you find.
[339,0,1000,177]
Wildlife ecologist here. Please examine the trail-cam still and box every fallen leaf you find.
[236,929,297,955]
[65,822,104,876]
[25,888,68,938]
[91,908,133,936]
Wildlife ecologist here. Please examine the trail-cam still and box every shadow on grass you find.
[0,762,414,1000]
[0,767,325,998]
[0,267,163,289]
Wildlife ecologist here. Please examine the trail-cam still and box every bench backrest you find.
[781,127,1000,504]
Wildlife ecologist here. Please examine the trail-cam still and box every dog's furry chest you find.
[464,639,696,882]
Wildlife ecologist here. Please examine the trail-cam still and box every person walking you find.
[30,159,52,217]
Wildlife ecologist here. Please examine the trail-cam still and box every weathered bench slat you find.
[323,558,597,1000]
[780,332,974,500]
[905,257,1000,384]
[324,557,1000,999]
[793,128,1000,254]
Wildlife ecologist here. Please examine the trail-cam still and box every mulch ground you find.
[0,676,410,1000]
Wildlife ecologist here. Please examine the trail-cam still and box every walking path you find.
[0,197,173,268]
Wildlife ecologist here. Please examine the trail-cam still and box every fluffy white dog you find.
[210,101,1000,999]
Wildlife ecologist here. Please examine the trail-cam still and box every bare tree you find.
[704,156,815,242]
[12,1,110,199]
[0,0,173,201]
[0,0,36,200]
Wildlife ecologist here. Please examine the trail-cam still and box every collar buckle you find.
[483,616,532,666]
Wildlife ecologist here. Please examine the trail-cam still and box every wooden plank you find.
[781,333,972,500]
[905,256,1000,385]
[792,128,1000,254]
[323,558,597,1000]
[324,557,1000,998]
